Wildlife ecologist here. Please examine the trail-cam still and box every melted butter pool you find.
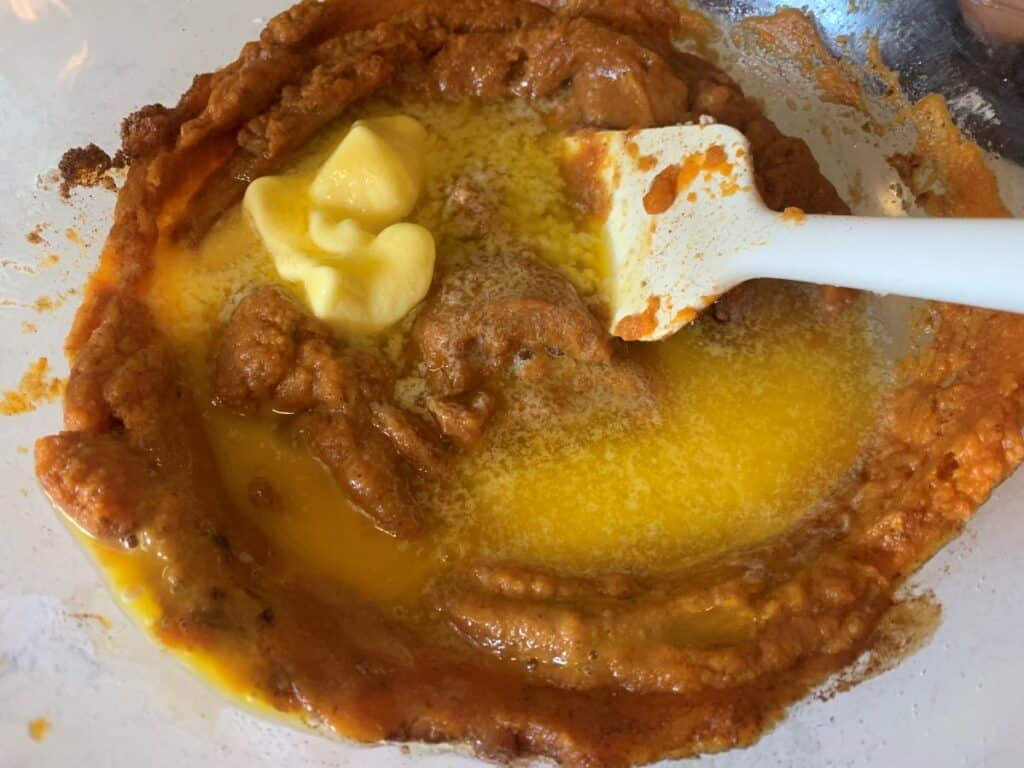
[443,288,882,572]
[138,100,886,604]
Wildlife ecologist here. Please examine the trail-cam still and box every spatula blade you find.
[567,123,776,341]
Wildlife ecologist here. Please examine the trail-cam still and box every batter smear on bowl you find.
[36,2,1024,766]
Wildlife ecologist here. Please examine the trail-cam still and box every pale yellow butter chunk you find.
[310,115,428,230]
[242,114,435,335]
[308,211,375,254]
[305,222,435,334]
[243,175,319,282]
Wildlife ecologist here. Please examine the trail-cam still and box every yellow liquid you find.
[446,296,879,572]
[139,100,884,606]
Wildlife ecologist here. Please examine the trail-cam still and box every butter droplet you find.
[28,717,51,742]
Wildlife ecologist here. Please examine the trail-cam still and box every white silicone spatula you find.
[567,123,1024,341]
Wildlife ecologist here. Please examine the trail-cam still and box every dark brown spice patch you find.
[58,143,116,198]
[25,223,48,245]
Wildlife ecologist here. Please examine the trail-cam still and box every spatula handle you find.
[733,216,1024,313]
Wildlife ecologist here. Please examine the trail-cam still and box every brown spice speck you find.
[32,288,76,313]
[1,260,36,275]
[25,223,48,246]
[1,358,65,416]
[69,612,114,631]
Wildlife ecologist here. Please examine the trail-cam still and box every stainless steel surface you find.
[696,0,1024,164]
